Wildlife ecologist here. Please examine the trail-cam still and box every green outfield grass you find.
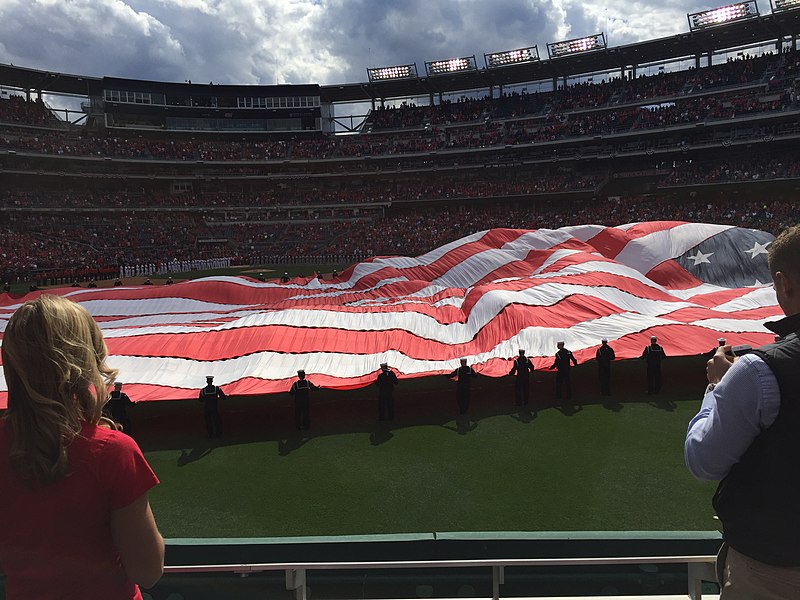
[135,356,718,538]
[6,265,720,537]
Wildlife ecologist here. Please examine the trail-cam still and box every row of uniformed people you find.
[105,338,670,437]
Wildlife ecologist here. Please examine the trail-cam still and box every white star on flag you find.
[688,250,714,265]
[744,241,770,258]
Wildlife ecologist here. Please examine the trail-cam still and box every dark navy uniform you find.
[595,341,616,396]
[551,346,578,400]
[509,353,535,405]
[106,388,135,435]
[290,376,318,430]
[376,368,399,421]
[199,382,225,437]
[641,340,666,394]
[449,363,478,415]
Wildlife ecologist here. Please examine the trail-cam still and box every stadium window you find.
[279,97,287,108]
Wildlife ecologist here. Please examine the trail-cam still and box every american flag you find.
[0,222,781,407]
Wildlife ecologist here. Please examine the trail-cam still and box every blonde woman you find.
[0,294,164,599]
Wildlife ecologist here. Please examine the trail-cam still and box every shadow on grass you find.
[177,445,214,466]
[510,406,537,423]
[602,397,625,412]
[440,414,479,435]
[369,422,394,446]
[278,431,311,456]
[554,402,584,417]
[649,397,678,412]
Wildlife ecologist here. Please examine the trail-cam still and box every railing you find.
[163,554,718,600]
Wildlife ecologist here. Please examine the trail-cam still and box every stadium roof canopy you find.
[1,9,799,104]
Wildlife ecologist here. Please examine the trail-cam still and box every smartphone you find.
[726,344,753,356]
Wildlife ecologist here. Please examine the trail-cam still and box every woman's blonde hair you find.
[2,294,117,485]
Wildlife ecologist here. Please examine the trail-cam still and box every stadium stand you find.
[4,10,800,599]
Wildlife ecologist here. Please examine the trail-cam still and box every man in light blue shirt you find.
[685,224,800,598]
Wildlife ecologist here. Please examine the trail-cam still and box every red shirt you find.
[0,420,159,599]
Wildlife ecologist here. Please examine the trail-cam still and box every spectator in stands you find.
[641,335,667,394]
[0,294,164,598]
[290,369,318,431]
[685,225,800,597]
[198,375,225,438]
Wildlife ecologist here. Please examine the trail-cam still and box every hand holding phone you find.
[707,345,737,384]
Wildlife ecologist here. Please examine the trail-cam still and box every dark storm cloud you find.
[0,0,719,89]
[0,0,186,81]
[315,0,565,83]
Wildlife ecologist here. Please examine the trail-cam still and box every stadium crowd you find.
[2,50,798,165]
[2,192,797,286]
[2,49,800,287]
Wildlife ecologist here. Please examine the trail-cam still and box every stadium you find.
[1,1,800,598]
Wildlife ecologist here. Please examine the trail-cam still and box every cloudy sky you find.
[0,0,721,88]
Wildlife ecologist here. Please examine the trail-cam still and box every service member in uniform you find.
[448,358,478,415]
[641,335,667,394]
[509,349,535,406]
[198,375,225,437]
[595,338,616,396]
[105,381,136,435]
[290,369,318,430]
[375,363,399,421]
[550,341,578,400]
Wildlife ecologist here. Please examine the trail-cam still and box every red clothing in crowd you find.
[0,420,159,599]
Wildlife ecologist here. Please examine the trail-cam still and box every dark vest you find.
[712,329,800,566]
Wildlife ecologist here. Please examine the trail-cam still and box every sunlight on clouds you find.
[3,0,714,87]
[564,0,699,45]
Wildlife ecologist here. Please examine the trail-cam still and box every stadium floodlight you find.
[424,56,478,76]
[770,0,800,11]
[547,34,606,59]
[688,1,759,30]
[485,46,540,69]
[367,64,418,82]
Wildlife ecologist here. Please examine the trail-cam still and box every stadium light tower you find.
[424,56,478,76]
[546,34,606,59]
[367,64,418,82]
[770,0,800,11]
[688,1,759,30]
[484,46,540,69]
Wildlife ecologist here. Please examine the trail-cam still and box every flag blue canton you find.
[675,228,774,288]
